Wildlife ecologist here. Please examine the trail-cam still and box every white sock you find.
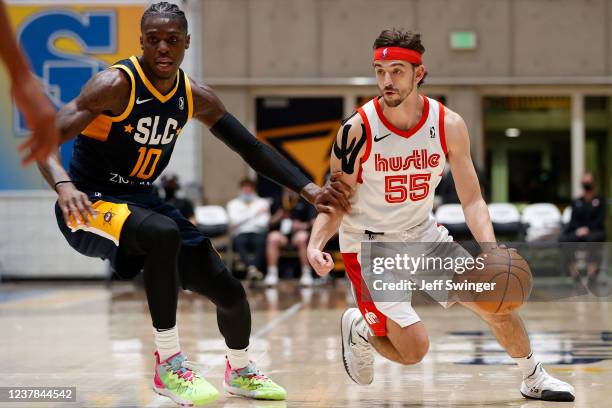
[154,326,181,362]
[267,265,278,277]
[513,351,538,378]
[301,265,311,276]
[226,347,249,369]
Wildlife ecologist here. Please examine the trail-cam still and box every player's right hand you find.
[13,72,60,165]
[307,246,334,276]
[56,183,95,226]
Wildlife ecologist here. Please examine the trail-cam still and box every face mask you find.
[164,188,176,199]
[582,183,593,192]
[240,193,254,202]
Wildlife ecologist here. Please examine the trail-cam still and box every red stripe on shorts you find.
[341,252,388,336]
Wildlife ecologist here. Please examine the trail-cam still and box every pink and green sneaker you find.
[223,359,287,400]
[152,351,219,406]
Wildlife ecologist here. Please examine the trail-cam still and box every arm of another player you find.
[307,115,364,276]
[188,78,352,213]
[445,109,496,244]
[0,0,59,165]
[37,68,131,226]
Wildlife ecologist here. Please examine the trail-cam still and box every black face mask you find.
[582,183,594,192]
[164,187,177,199]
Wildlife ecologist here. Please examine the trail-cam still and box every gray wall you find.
[195,0,612,204]
[200,0,612,79]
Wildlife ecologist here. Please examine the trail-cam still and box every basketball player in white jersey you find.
[307,29,575,402]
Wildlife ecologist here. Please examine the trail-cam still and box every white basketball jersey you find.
[342,95,447,233]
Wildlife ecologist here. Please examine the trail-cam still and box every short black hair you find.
[141,2,188,33]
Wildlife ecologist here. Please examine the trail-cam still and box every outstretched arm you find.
[307,114,365,276]
[189,78,351,213]
[0,0,58,165]
[36,68,130,225]
[445,109,495,244]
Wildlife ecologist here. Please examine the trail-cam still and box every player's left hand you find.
[307,247,334,276]
[13,73,59,165]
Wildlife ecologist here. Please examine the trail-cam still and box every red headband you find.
[373,47,422,64]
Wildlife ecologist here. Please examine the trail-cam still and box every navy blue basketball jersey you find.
[69,56,193,193]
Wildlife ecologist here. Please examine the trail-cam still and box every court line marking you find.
[145,301,303,407]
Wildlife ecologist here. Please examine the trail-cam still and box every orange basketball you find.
[465,247,532,314]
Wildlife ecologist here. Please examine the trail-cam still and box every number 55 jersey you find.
[69,56,193,194]
[341,95,448,237]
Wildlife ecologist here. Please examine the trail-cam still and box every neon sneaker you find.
[152,351,219,406]
[223,359,287,400]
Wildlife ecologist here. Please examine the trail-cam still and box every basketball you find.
[466,247,532,314]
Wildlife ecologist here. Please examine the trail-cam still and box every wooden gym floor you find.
[0,279,610,407]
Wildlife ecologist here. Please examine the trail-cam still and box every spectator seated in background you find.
[559,172,607,283]
[435,164,489,206]
[265,187,316,286]
[227,178,270,280]
[161,174,195,224]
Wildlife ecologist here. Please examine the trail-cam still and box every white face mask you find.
[240,193,255,203]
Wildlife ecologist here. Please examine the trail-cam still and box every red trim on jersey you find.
[438,101,448,155]
[342,253,388,336]
[374,95,429,139]
[373,47,422,65]
[356,106,373,184]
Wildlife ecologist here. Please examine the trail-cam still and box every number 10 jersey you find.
[69,56,193,194]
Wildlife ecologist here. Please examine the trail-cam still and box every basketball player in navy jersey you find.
[307,29,575,402]
[36,3,350,406]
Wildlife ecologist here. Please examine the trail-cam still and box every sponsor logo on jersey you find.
[374,149,440,172]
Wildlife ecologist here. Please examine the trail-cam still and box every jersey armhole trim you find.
[356,106,372,184]
[108,64,135,122]
[81,114,113,141]
[184,72,194,121]
[437,101,448,155]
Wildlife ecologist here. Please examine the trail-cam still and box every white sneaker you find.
[264,272,278,286]
[300,271,314,286]
[520,362,575,401]
[340,308,374,385]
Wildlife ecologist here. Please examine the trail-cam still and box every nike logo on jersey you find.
[374,133,391,142]
[136,97,154,105]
